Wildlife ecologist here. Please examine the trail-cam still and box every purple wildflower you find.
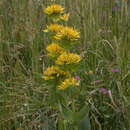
[112,6,121,12]
[75,76,81,81]
[95,80,102,84]
[99,88,109,95]
[111,69,120,73]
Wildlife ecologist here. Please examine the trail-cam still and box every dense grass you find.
[0,0,130,129]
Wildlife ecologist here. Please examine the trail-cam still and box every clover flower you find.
[43,24,64,33]
[75,76,81,81]
[46,43,65,57]
[112,6,121,12]
[43,66,69,80]
[58,77,80,90]
[54,27,80,41]
[99,88,109,95]
[111,69,120,73]
[94,80,102,84]
[44,4,64,15]
[56,52,81,65]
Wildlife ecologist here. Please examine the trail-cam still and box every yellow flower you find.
[88,70,94,75]
[58,77,80,90]
[56,52,81,65]
[46,43,65,57]
[43,66,69,80]
[43,24,63,33]
[54,27,80,41]
[59,13,70,21]
[44,4,64,15]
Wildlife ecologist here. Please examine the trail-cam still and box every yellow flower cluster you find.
[46,43,65,57]
[56,52,81,65]
[43,66,69,80]
[44,24,80,42]
[43,5,81,91]
[54,27,80,41]
[44,4,64,15]
[58,77,80,90]
[43,24,63,33]
[59,13,70,21]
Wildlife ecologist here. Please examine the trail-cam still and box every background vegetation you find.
[0,0,130,129]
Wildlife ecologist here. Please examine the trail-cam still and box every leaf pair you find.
[59,103,91,129]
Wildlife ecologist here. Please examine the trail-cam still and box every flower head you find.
[75,76,81,81]
[46,43,65,57]
[94,80,102,84]
[58,77,80,90]
[111,69,120,73]
[59,13,70,21]
[43,66,69,80]
[99,88,109,95]
[54,27,80,41]
[43,24,63,33]
[44,4,64,15]
[56,52,81,65]
[85,70,94,75]
[112,6,121,12]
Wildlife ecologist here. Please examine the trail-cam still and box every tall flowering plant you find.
[43,4,89,129]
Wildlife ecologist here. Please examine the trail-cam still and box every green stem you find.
[74,126,78,130]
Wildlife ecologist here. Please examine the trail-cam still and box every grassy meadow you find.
[0,0,130,129]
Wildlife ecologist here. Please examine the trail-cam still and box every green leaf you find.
[78,116,91,130]
[57,118,68,130]
[73,105,89,123]
[59,103,73,121]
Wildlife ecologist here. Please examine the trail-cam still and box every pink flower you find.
[95,80,102,84]
[75,76,81,81]
[112,6,121,12]
[111,69,120,73]
[99,88,109,95]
